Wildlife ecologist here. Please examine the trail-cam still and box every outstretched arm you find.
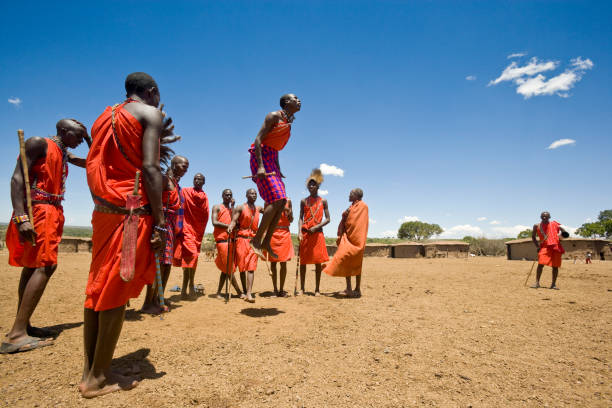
[67,152,86,168]
[253,112,281,179]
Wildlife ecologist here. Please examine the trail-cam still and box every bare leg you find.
[181,268,190,299]
[531,265,544,288]
[314,264,322,296]
[216,273,227,297]
[279,262,287,295]
[140,284,162,314]
[550,267,559,289]
[239,272,247,294]
[159,264,171,305]
[79,305,138,398]
[299,264,306,294]
[251,199,286,259]
[354,275,361,295]
[271,262,279,295]
[188,269,196,295]
[245,271,255,302]
[342,276,353,297]
[5,265,56,344]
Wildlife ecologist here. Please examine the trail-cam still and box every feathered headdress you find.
[306,168,324,187]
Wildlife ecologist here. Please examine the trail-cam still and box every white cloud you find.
[547,138,575,150]
[8,97,22,107]
[489,56,594,99]
[319,163,344,177]
[561,225,576,236]
[489,220,501,225]
[465,75,477,81]
[507,52,527,59]
[489,58,558,85]
[491,224,530,237]
[398,215,419,223]
[369,218,376,224]
[319,189,329,196]
[477,217,487,221]
[440,224,483,238]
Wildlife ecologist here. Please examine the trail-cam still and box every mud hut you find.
[423,241,469,258]
[505,238,611,261]
[59,237,92,253]
[325,243,392,258]
[391,242,424,258]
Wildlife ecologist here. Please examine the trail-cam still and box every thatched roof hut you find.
[505,237,612,261]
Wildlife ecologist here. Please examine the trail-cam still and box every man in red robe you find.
[249,94,300,259]
[173,173,209,299]
[323,188,369,298]
[80,72,175,398]
[141,155,188,314]
[213,189,244,299]
[298,171,330,296]
[1,119,89,354]
[265,199,294,297]
[531,211,567,290]
[228,188,263,303]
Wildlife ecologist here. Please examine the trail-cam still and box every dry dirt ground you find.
[0,252,610,407]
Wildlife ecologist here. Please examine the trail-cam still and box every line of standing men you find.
[1,71,370,399]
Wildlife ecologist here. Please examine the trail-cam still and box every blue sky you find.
[1,1,610,238]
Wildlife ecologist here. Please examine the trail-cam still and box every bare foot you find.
[550,285,560,290]
[140,304,163,315]
[279,291,289,298]
[250,241,266,260]
[530,283,540,289]
[353,290,362,298]
[314,291,321,297]
[239,293,247,300]
[245,294,255,303]
[339,289,354,297]
[295,290,304,296]
[79,371,139,399]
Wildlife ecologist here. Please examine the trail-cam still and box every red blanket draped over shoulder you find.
[6,139,66,268]
[300,196,329,265]
[236,204,259,272]
[536,220,564,268]
[173,187,209,268]
[214,204,235,274]
[324,200,369,277]
[84,101,155,312]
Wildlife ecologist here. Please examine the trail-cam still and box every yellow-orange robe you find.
[323,200,369,277]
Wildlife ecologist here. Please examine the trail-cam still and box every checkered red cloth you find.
[249,145,287,204]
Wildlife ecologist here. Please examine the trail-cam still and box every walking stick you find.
[241,171,276,179]
[225,233,233,303]
[154,254,165,320]
[17,130,35,246]
[524,260,537,287]
[294,237,301,296]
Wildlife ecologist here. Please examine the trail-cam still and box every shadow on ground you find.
[240,307,285,318]
[43,321,83,338]
[112,348,166,380]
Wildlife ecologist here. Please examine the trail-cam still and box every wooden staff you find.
[242,171,276,179]
[18,130,35,246]
[524,260,537,287]
[294,238,301,296]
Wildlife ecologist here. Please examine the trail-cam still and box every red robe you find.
[323,200,369,277]
[299,196,329,265]
[214,204,235,274]
[536,221,564,268]
[173,187,209,268]
[265,201,294,262]
[6,139,67,268]
[236,204,259,272]
[84,100,155,312]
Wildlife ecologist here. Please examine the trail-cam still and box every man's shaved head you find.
[56,118,87,137]
[353,188,364,200]
[171,155,188,166]
[125,72,158,96]
[280,94,293,109]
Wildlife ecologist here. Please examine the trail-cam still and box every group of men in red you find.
[1,72,371,399]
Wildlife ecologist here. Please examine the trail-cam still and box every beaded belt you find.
[31,188,63,207]
[94,203,151,215]
[275,226,290,230]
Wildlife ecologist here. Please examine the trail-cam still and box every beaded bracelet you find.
[12,214,29,224]
[153,225,168,233]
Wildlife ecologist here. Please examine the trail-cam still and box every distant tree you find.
[576,209,612,239]
[398,221,443,240]
[517,229,532,239]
